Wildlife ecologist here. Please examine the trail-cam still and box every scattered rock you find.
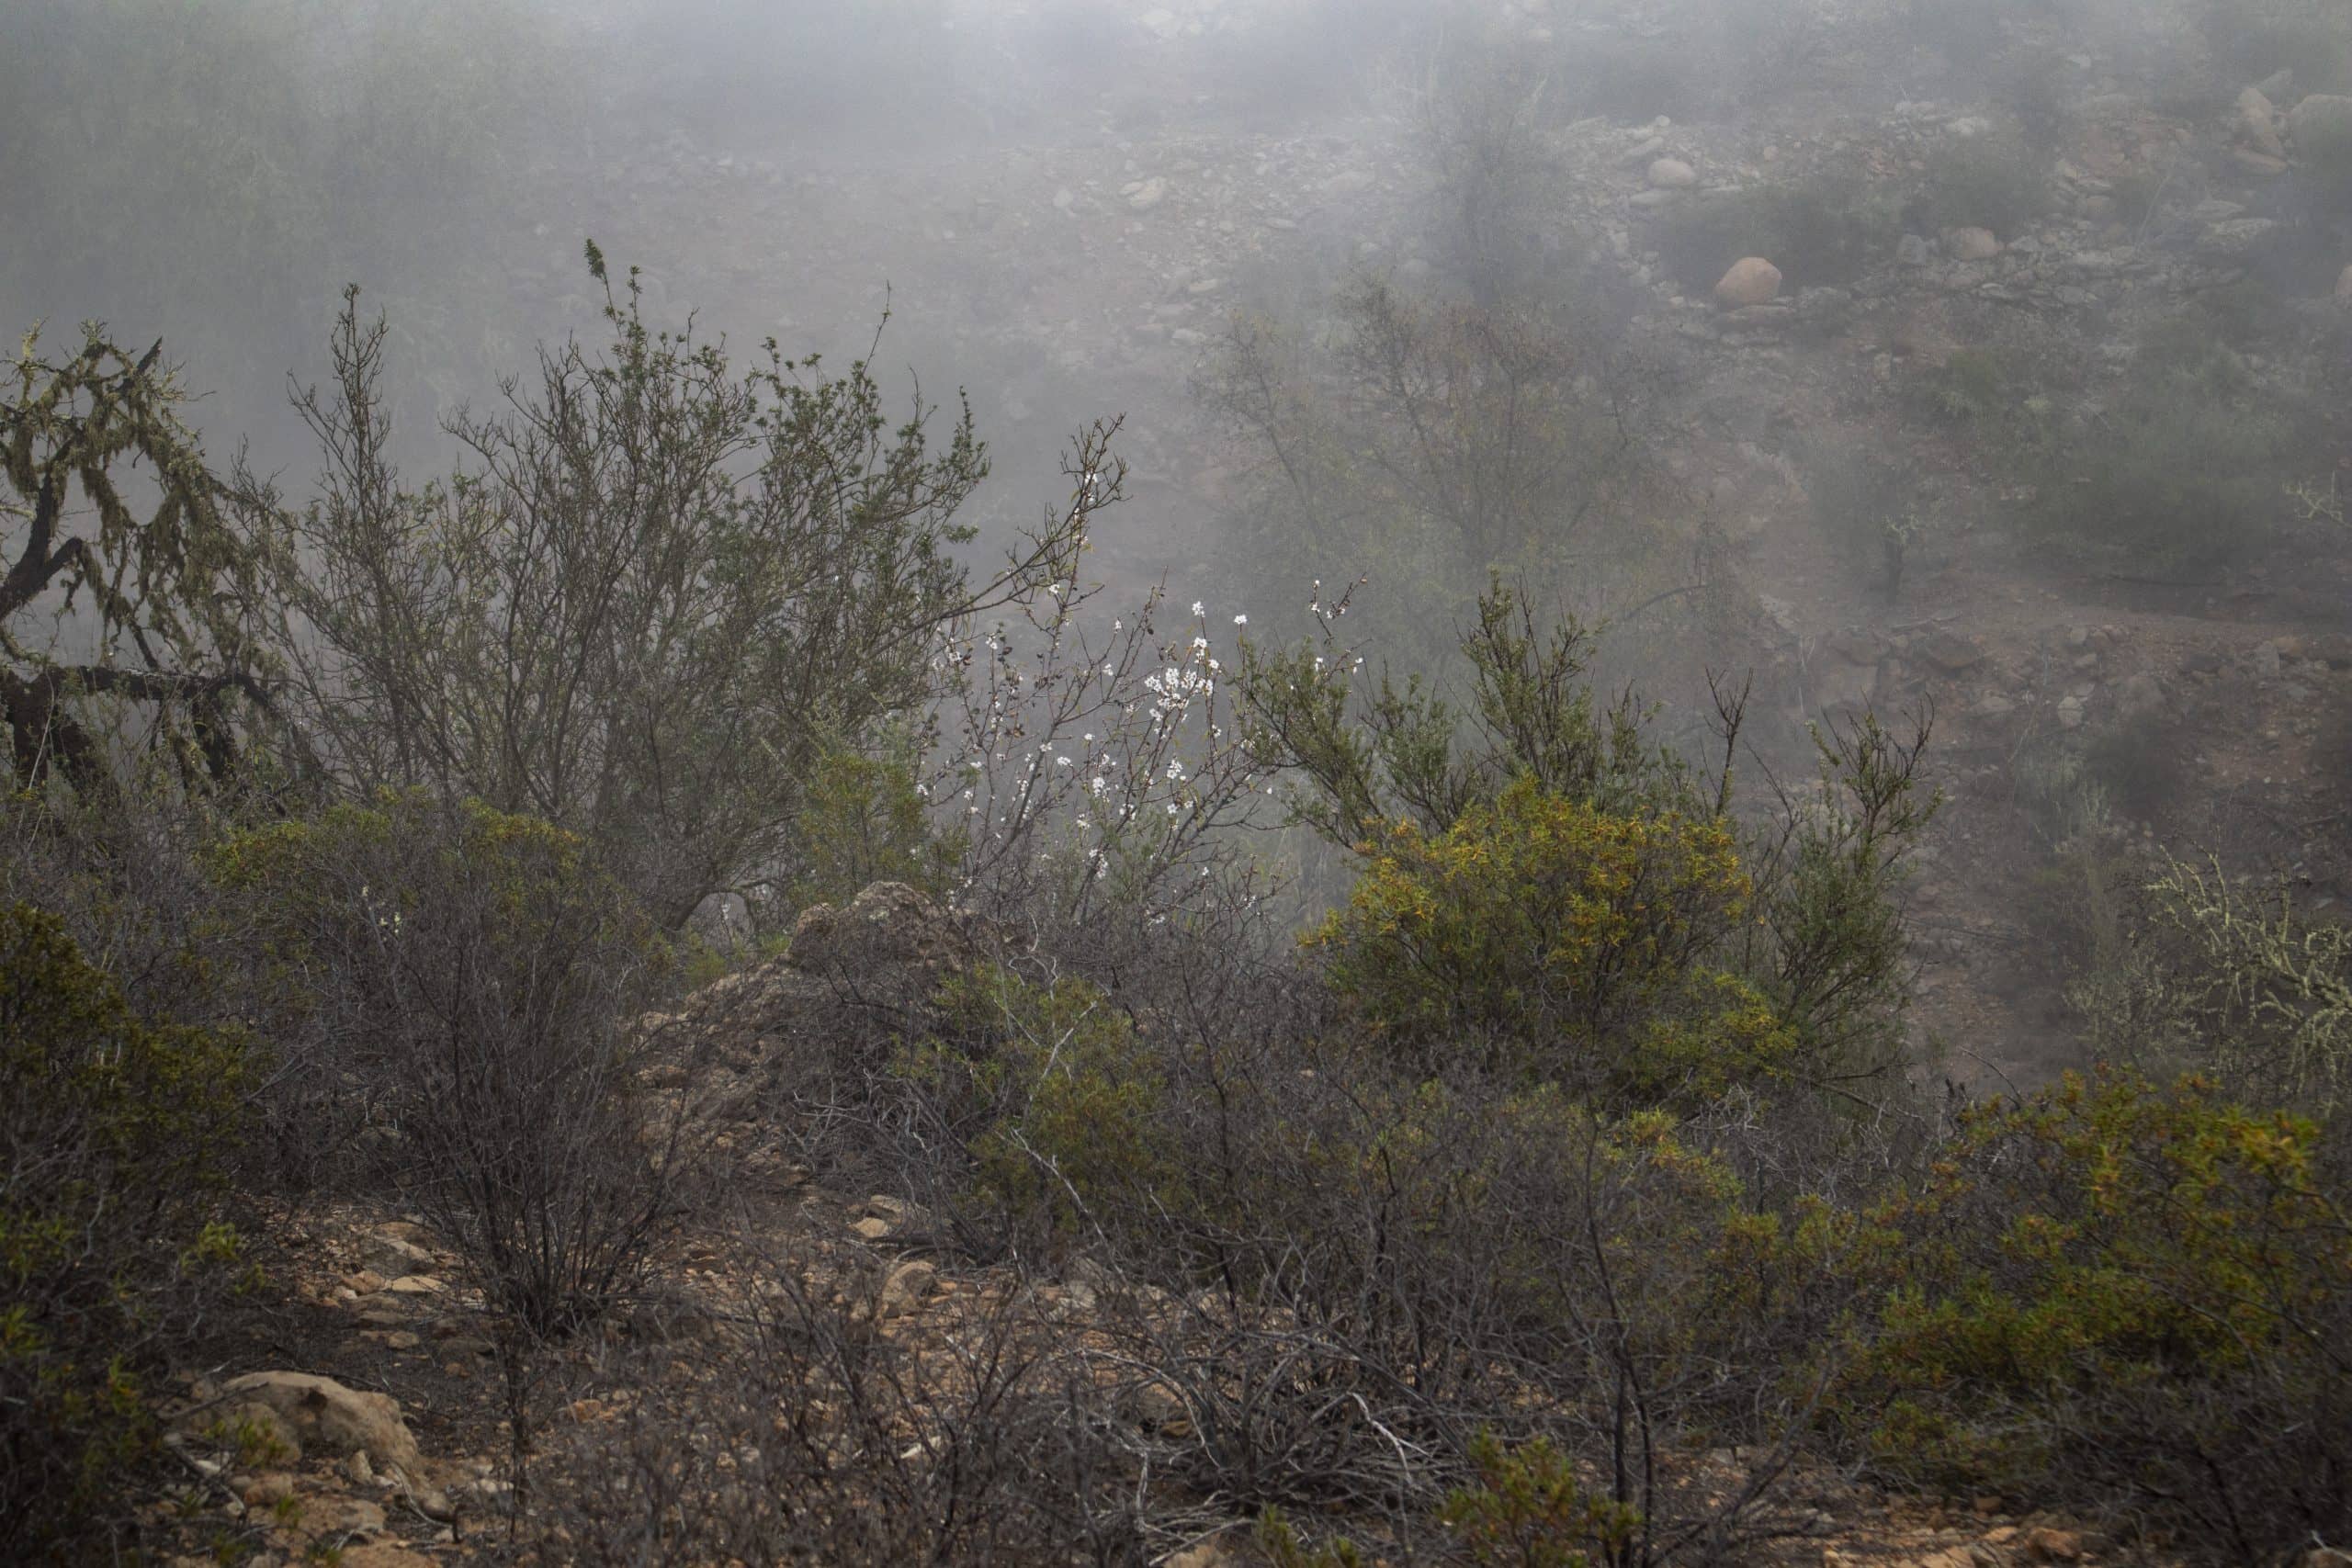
[303,1495,387,1537]
[1125,177,1168,213]
[1714,256,1783,307]
[1918,630,1986,674]
[360,1228,435,1278]
[215,1372,422,1477]
[2023,1527,2084,1562]
[339,1549,438,1568]
[879,1258,939,1319]
[1945,226,2001,261]
[1647,157,1697,189]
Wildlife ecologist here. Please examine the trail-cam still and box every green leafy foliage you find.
[905,965,1183,1240]
[209,791,688,1335]
[1837,1073,2352,1560]
[0,903,250,1558]
[1439,1432,1642,1568]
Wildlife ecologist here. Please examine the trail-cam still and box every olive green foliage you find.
[2027,317,2302,572]
[209,791,687,1334]
[1258,1433,1637,1568]
[0,903,250,1558]
[1312,777,1788,1100]
[787,732,960,913]
[1914,131,2050,237]
[1838,1073,2352,1561]
[1242,581,1935,1109]
[2,325,281,798]
[906,966,1183,1240]
[1438,1433,1641,1568]
[277,264,1080,928]
[1653,176,1898,293]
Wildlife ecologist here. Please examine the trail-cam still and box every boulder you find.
[215,1372,421,1477]
[2239,85,2285,157]
[1713,257,1782,307]
[1918,630,1986,674]
[1945,226,2001,261]
[1647,157,1697,189]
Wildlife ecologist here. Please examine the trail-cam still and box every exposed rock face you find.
[213,1371,422,1477]
[659,883,984,1110]
[1714,256,1782,306]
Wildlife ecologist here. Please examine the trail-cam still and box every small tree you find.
[1,326,281,797]
[272,253,1092,927]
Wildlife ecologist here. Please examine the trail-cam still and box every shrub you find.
[207,792,699,1337]
[902,965,1187,1247]
[0,903,251,1559]
[274,264,1091,929]
[1914,131,2050,237]
[1838,1073,2352,1562]
[2027,322,2301,572]
[1309,777,1788,1100]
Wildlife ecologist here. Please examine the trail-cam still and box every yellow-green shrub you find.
[1311,777,1790,1100]
[1835,1073,2352,1559]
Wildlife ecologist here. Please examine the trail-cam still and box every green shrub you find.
[1836,1073,2352,1561]
[209,792,689,1336]
[0,904,251,1559]
[907,965,1185,1240]
[1915,131,2050,237]
[2027,323,2301,572]
[1309,776,1792,1101]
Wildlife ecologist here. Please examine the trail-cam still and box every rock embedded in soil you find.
[1714,256,1782,307]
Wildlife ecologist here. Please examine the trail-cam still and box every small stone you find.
[1647,157,1698,189]
[851,1215,892,1241]
[2024,1527,2084,1562]
[1126,177,1168,213]
[242,1472,298,1507]
[1714,257,1783,307]
[2058,694,2086,729]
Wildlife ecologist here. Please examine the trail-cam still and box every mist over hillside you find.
[6,4,2352,1564]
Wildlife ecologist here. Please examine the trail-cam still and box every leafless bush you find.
[207,792,716,1337]
[526,1247,1145,1564]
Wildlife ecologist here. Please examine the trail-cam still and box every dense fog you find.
[12,0,2352,1085]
